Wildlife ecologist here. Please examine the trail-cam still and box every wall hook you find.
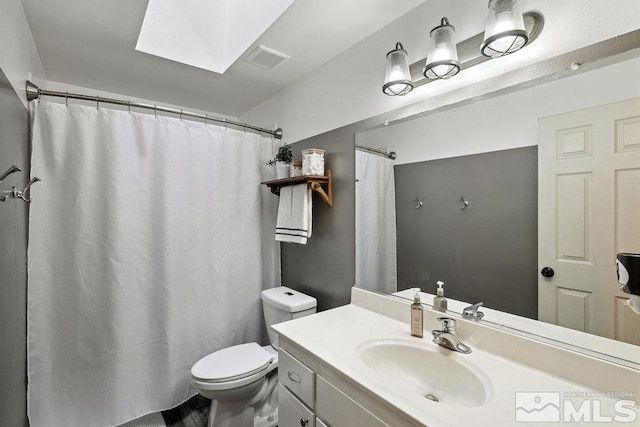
[459,195,469,210]
[0,165,22,183]
[415,197,423,209]
[1,177,41,203]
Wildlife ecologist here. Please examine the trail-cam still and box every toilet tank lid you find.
[261,286,317,312]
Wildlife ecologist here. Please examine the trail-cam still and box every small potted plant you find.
[267,145,293,179]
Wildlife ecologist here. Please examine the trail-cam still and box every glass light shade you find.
[423,17,460,80]
[481,0,528,58]
[383,42,414,96]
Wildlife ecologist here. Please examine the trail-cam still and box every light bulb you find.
[423,17,460,80]
[481,0,528,57]
[383,42,413,96]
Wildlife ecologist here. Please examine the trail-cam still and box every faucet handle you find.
[436,317,456,332]
[463,302,484,320]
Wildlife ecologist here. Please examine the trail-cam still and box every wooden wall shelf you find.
[262,169,333,206]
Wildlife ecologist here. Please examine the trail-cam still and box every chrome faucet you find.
[431,317,472,354]
[462,302,484,321]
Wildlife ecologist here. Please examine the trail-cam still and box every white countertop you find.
[273,288,639,426]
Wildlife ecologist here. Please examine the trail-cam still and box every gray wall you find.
[282,126,356,311]
[395,146,538,319]
[0,68,30,425]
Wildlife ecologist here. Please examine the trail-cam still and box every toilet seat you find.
[191,343,274,390]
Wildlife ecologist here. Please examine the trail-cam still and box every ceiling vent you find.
[244,45,290,70]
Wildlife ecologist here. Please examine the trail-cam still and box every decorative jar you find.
[301,149,325,176]
[291,160,303,177]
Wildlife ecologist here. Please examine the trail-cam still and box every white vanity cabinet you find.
[277,345,396,427]
[273,288,640,426]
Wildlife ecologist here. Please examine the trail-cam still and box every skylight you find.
[136,0,296,74]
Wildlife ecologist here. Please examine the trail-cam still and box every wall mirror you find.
[355,50,640,366]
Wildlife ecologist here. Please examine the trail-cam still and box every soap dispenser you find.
[409,288,423,338]
[433,281,448,311]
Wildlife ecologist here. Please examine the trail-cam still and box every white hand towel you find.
[276,184,312,244]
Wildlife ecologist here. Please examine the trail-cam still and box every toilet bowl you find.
[191,286,317,427]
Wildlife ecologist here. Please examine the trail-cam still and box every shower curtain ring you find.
[96,96,100,110]
[128,101,131,114]
[65,92,69,106]
[154,106,157,117]
[180,110,183,121]
[203,114,207,125]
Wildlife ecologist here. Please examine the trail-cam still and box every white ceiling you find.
[20,0,640,123]
[20,0,425,117]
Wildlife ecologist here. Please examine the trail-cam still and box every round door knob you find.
[541,267,555,278]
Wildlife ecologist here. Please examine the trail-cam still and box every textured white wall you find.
[357,56,640,165]
[0,0,45,106]
[240,0,640,144]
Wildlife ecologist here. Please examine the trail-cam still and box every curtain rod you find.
[25,81,283,140]
[356,144,397,160]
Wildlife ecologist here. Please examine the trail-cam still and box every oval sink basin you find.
[357,339,491,407]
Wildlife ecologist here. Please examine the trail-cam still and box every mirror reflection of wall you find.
[393,147,537,318]
[355,55,640,344]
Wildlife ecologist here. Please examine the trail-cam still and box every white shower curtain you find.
[355,149,397,293]
[27,101,280,427]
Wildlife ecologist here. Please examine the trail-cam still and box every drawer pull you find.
[287,371,302,383]
[300,417,309,426]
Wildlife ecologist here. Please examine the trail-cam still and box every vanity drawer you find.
[316,375,389,427]
[279,348,315,408]
[279,384,315,427]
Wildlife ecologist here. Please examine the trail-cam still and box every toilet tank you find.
[261,286,317,349]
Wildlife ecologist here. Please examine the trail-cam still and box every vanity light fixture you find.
[382,42,414,96]
[423,17,460,80]
[480,0,528,58]
[381,2,543,96]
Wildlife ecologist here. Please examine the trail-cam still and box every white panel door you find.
[538,97,640,344]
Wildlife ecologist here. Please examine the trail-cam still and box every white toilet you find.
[191,286,317,427]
